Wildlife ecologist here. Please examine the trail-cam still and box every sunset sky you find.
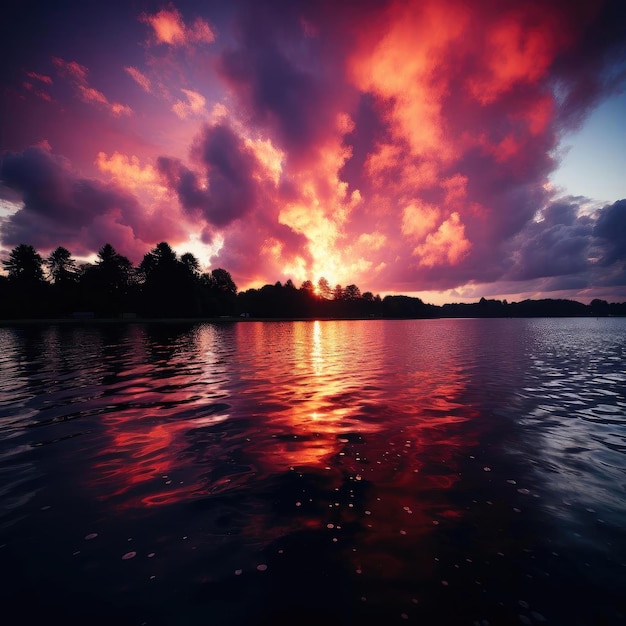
[1,0,625,304]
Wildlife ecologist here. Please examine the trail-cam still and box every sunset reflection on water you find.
[87,319,478,577]
[3,319,624,625]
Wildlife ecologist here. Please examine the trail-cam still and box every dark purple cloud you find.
[551,0,626,131]
[506,201,594,281]
[216,0,356,161]
[594,198,626,266]
[0,146,186,261]
[497,196,626,293]
[158,122,260,227]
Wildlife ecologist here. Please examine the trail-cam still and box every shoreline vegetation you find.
[2,241,626,321]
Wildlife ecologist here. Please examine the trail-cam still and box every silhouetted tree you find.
[3,239,626,321]
[138,242,203,317]
[180,252,200,277]
[0,274,9,318]
[80,244,135,316]
[300,280,315,296]
[3,244,45,283]
[590,298,610,316]
[46,246,78,284]
[317,277,332,300]
[46,246,80,315]
[508,298,588,317]
[1,244,48,317]
[139,242,178,280]
[382,295,436,318]
[344,284,361,300]
[94,244,133,289]
[198,267,238,316]
[210,268,237,295]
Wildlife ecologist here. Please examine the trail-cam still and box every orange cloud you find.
[467,8,568,105]
[413,212,472,267]
[172,88,207,119]
[144,8,185,44]
[357,232,387,251]
[244,137,284,186]
[401,201,440,240]
[365,142,402,182]
[141,8,215,46]
[276,135,365,285]
[96,151,167,197]
[350,0,468,163]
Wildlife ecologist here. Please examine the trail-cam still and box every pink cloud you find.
[26,71,52,85]
[140,7,215,47]
[412,212,472,268]
[0,146,189,262]
[125,66,152,93]
[53,57,88,82]
[53,57,132,117]
[22,81,52,102]
[172,89,207,119]
[191,0,624,295]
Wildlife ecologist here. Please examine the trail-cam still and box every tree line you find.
[0,242,237,319]
[1,242,625,320]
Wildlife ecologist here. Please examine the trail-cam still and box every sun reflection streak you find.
[312,319,323,377]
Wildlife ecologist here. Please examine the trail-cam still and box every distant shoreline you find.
[0,314,621,326]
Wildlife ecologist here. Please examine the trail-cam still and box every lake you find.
[1,318,625,625]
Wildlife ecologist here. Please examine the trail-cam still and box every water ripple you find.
[0,319,625,625]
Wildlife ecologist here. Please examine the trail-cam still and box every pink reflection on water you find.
[89,324,232,508]
[93,413,200,507]
[87,320,480,555]
[230,321,480,574]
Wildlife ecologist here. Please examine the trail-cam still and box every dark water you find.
[1,318,625,625]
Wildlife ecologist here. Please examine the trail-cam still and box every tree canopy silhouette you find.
[3,244,45,283]
[46,246,78,285]
[1,241,625,320]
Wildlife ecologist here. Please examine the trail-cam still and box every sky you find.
[1,0,625,305]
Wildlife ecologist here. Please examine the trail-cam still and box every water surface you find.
[1,318,625,625]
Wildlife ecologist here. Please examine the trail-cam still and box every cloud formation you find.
[141,7,215,47]
[53,57,132,117]
[0,146,187,261]
[1,0,625,302]
[595,199,626,267]
[172,89,207,119]
[125,66,152,93]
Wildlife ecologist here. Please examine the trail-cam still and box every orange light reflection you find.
[87,319,480,567]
